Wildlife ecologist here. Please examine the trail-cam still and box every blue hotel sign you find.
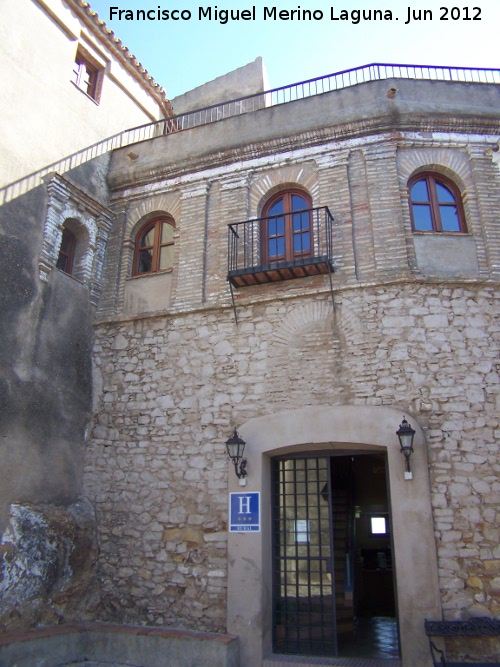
[229,492,260,532]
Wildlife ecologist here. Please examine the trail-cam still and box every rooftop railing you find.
[2,63,499,204]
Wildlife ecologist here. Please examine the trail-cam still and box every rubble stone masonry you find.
[87,279,500,629]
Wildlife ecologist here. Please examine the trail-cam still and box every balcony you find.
[227,206,334,288]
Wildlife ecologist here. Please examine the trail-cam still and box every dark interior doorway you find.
[271,452,400,658]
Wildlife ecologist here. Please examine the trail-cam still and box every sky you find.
[87,0,499,100]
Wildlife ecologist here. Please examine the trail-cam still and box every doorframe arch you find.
[227,405,439,667]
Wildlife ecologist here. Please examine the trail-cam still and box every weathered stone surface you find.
[86,280,500,630]
[0,499,100,631]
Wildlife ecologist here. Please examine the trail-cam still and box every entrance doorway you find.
[271,453,399,659]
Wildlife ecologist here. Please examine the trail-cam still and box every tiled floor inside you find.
[339,616,400,658]
[264,616,401,667]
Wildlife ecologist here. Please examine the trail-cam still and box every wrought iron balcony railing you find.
[227,206,334,287]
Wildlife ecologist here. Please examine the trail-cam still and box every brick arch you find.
[335,300,365,342]
[125,193,181,239]
[60,211,99,255]
[271,300,333,348]
[396,147,481,249]
[127,210,176,244]
[248,164,319,217]
[63,216,91,246]
[397,148,473,194]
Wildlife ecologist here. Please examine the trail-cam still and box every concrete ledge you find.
[0,623,239,666]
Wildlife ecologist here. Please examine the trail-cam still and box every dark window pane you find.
[291,194,308,211]
[138,249,153,273]
[56,228,75,274]
[440,205,461,232]
[140,227,155,248]
[60,231,73,254]
[412,204,433,231]
[56,254,69,272]
[436,182,456,203]
[411,180,429,201]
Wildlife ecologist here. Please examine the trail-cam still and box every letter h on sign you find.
[229,492,260,532]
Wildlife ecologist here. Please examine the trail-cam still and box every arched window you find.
[261,190,312,264]
[408,173,467,233]
[133,218,175,276]
[56,227,76,275]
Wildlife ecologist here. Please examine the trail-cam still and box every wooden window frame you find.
[132,218,175,277]
[72,47,103,103]
[56,227,76,275]
[408,173,467,234]
[261,189,313,265]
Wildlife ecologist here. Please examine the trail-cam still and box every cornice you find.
[107,111,500,194]
[43,171,114,224]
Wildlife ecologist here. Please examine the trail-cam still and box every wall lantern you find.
[396,417,416,480]
[226,429,247,484]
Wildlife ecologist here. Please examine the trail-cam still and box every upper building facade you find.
[0,0,171,188]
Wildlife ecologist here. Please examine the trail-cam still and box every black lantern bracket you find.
[226,429,248,486]
[396,417,416,480]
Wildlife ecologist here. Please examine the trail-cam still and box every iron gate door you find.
[272,457,337,656]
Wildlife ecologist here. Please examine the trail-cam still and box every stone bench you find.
[424,618,500,667]
[0,622,239,667]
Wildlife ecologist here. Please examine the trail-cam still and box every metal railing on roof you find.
[2,63,499,204]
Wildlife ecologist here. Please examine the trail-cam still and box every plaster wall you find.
[413,235,479,276]
[171,57,268,114]
[0,150,113,535]
[0,186,94,529]
[0,149,116,626]
[123,271,174,315]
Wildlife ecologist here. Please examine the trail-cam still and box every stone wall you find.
[87,281,500,629]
